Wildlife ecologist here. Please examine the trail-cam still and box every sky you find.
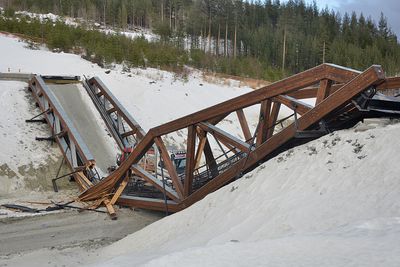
[302,0,400,38]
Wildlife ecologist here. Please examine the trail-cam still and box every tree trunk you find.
[234,23,237,59]
[225,21,228,57]
[282,27,287,72]
[103,0,106,26]
[170,4,172,30]
[217,23,220,56]
[208,9,212,53]
[161,1,164,22]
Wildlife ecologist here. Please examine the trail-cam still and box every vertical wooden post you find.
[203,139,218,177]
[184,125,196,197]
[316,79,332,105]
[236,109,252,141]
[266,102,281,139]
[155,137,184,199]
[256,99,272,147]
[194,134,207,169]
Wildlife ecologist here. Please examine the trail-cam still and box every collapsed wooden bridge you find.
[28,64,400,217]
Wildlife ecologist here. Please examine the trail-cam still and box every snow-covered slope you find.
[0,32,257,194]
[0,33,258,129]
[3,32,399,267]
[0,80,61,194]
[95,120,400,266]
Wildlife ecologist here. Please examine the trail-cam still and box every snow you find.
[0,80,61,195]
[95,120,400,266]
[0,32,260,151]
[1,31,399,267]
[0,33,256,201]
[14,10,79,27]
[12,10,156,40]
[101,28,157,42]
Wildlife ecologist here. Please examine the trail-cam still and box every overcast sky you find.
[300,0,400,38]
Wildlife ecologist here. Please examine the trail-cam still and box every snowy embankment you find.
[0,33,256,201]
[0,81,61,193]
[96,120,400,266]
[0,28,399,267]
[0,33,263,149]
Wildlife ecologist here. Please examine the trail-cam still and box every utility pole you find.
[322,41,326,63]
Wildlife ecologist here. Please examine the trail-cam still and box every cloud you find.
[315,0,400,37]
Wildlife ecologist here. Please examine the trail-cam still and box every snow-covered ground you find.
[95,119,400,267]
[0,79,79,218]
[0,32,256,208]
[0,33,256,127]
[0,32,261,150]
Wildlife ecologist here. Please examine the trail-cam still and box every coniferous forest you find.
[0,0,399,80]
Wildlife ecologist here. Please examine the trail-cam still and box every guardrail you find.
[0,72,34,82]
[83,77,146,150]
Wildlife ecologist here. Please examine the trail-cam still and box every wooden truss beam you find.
[316,79,333,105]
[155,137,184,200]
[376,77,400,90]
[117,196,181,213]
[266,102,281,139]
[153,64,346,136]
[194,131,207,169]
[132,164,179,201]
[274,95,312,115]
[236,109,252,141]
[199,122,251,152]
[203,138,218,178]
[184,125,196,197]
[256,99,272,147]
[181,65,384,208]
[78,64,389,215]
[79,131,155,201]
[290,77,400,100]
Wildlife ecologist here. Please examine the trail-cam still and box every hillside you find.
[97,119,400,266]
[0,32,256,209]
[1,0,400,80]
[0,22,399,267]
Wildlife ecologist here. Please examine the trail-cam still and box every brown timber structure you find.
[27,64,400,217]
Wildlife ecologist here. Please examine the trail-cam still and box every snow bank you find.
[0,80,78,218]
[0,81,63,194]
[0,33,262,148]
[0,32,258,199]
[96,120,400,266]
